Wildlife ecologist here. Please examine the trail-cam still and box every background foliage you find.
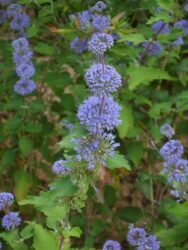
[0,0,188,249]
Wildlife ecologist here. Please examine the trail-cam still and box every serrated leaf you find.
[33,224,58,250]
[127,66,172,90]
[106,152,131,170]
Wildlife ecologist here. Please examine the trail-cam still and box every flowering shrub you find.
[0,0,188,249]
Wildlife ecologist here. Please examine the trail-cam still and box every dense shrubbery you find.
[0,0,188,249]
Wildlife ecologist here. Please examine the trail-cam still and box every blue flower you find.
[160,140,184,163]
[142,41,162,55]
[102,240,121,250]
[162,159,188,183]
[184,3,188,12]
[77,10,93,30]
[127,225,146,246]
[90,1,107,13]
[88,32,114,57]
[0,192,14,211]
[52,160,70,175]
[16,63,35,78]
[7,4,22,17]
[73,133,119,169]
[0,0,14,5]
[160,124,175,139]
[92,15,110,31]
[14,79,36,95]
[137,235,160,250]
[151,21,170,34]
[2,212,21,231]
[174,20,188,35]
[85,63,122,95]
[12,37,33,65]
[77,96,121,134]
[70,37,87,54]
[10,13,30,31]
[171,36,184,47]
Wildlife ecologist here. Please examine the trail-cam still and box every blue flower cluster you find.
[0,1,36,95]
[127,225,160,250]
[52,160,70,175]
[85,63,122,95]
[102,239,121,250]
[12,37,36,95]
[139,5,187,57]
[56,1,121,171]
[0,192,21,231]
[73,133,119,170]
[69,1,110,54]
[160,124,188,201]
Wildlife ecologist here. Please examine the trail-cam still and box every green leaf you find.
[0,230,28,250]
[148,102,172,118]
[126,142,144,165]
[156,221,188,247]
[24,122,42,133]
[127,66,172,90]
[62,227,82,238]
[58,125,86,150]
[14,170,32,201]
[106,152,131,170]
[42,206,66,229]
[3,116,21,133]
[33,224,58,250]
[35,42,55,55]
[119,33,145,45]
[20,224,34,240]
[19,137,33,156]
[117,105,133,139]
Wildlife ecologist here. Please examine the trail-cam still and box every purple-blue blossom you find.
[160,124,175,139]
[85,63,122,95]
[127,225,146,246]
[0,0,14,5]
[73,133,119,169]
[77,10,92,30]
[90,1,106,13]
[137,235,160,250]
[184,3,188,12]
[0,192,14,211]
[16,63,35,78]
[151,21,170,34]
[102,240,121,250]
[77,96,121,134]
[2,212,21,231]
[12,37,33,65]
[7,3,22,17]
[171,36,184,47]
[70,37,87,54]
[174,20,188,35]
[160,140,184,163]
[88,32,114,57]
[14,79,36,95]
[142,41,162,55]
[10,13,30,31]
[162,159,188,183]
[92,15,110,31]
[52,160,70,175]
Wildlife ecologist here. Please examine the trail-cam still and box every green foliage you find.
[0,0,188,249]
